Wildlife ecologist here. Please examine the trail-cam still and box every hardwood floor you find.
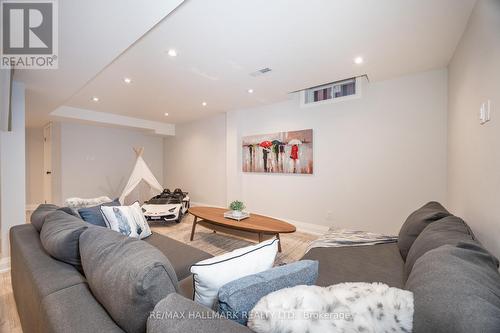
[0,272,21,333]
[0,214,317,333]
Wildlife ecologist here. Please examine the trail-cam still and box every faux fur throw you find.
[248,282,413,333]
[65,196,112,209]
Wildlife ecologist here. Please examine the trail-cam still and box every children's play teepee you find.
[119,147,163,204]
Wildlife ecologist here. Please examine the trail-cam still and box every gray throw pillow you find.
[40,210,89,272]
[80,227,179,333]
[397,201,451,260]
[57,206,82,218]
[217,260,319,325]
[31,204,60,232]
[406,241,500,333]
[78,198,120,227]
[404,216,474,277]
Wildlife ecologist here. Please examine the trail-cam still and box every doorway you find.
[43,123,52,204]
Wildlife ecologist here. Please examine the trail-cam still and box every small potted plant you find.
[229,200,246,218]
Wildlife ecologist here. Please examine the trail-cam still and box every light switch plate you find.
[480,100,491,125]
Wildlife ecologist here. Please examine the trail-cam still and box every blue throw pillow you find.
[78,199,120,227]
[216,260,319,325]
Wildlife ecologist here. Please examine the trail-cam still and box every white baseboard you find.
[0,257,11,273]
[189,202,328,235]
[287,219,329,235]
[190,201,225,208]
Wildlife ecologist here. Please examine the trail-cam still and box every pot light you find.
[202,102,207,107]
[164,112,169,116]
[354,56,364,65]
[91,96,99,102]
[167,49,177,57]
[247,89,254,94]
[123,77,132,84]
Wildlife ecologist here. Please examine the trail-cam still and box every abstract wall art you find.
[242,129,313,174]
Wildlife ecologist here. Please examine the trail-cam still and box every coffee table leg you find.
[190,216,198,241]
[276,233,282,253]
[258,233,262,242]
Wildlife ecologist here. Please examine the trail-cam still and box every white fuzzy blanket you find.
[248,283,413,333]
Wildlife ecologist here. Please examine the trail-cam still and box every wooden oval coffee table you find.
[188,207,296,252]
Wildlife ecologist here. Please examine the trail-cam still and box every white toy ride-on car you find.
[141,188,190,223]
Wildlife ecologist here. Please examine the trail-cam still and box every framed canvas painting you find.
[242,129,313,174]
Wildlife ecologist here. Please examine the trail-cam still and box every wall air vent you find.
[250,67,272,77]
[298,76,367,107]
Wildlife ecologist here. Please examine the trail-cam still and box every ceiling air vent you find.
[250,67,272,77]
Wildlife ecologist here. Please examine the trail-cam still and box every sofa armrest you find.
[147,293,254,333]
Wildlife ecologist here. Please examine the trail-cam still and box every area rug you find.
[150,214,317,265]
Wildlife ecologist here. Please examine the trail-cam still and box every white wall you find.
[26,127,45,205]
[447,0,500,258]
[0,81,26,265]
[57,122,164,203]
[166,69,448,234]
[164,113,227,207]
[227,70,448,233]
[0,69,11,131]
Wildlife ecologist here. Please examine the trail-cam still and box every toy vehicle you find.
[141,188,190,223]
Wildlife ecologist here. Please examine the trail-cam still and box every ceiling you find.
[19,0,477,127]
[15,0,185,127]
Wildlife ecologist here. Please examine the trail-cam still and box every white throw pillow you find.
[190,237,278,309]
[100,202,152,239]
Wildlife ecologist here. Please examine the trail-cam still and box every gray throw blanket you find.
[306,228,398,253]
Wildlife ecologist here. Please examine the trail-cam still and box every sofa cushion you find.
[78,198,120,227]
[178,275,195,300]
[31,204,59,232]
[144,232,213,280]
[57,206,82,218]
[406,241,500,333]
[302,242,405,288]
[398,201,451,260]
[40,210,89,271]
[404,216,474,276]
[10,224,88,333]
[80,227,178,333]
[148,293,254,333]
[217,260,318,325]
[41,283,125,333]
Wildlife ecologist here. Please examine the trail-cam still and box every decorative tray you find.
[223,211,250,221]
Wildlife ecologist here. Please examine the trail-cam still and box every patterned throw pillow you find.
[101,202,152,239]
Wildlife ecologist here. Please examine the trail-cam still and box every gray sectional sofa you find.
[11,202,500,333]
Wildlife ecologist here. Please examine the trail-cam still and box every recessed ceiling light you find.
[167,49,177,57]
[354,56,364,65]
[123,77,132,84]
[91,96,99,102]
[247,89,254,94]
[202,102,207,107]
[164,112,169,116]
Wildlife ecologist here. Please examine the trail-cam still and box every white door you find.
[43,123,52,204]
